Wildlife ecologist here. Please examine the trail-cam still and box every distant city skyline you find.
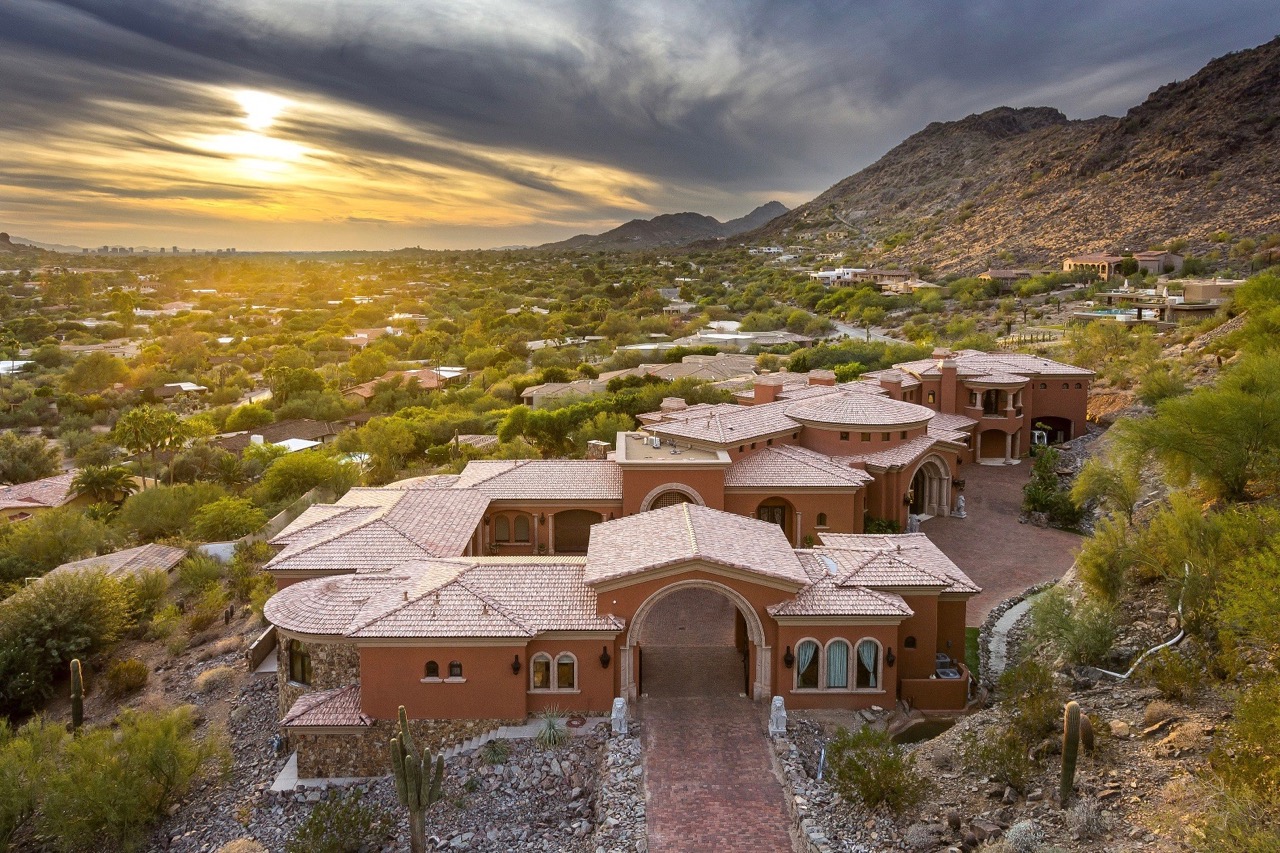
[2,1,1277,251]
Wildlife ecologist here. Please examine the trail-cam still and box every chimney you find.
[586,439,610,460]
[753,378,781,405]
[938,354,957,413]
[250,434,265,445]
[659,396,688,413]
[807,370,836,387]
[880,374,903,400]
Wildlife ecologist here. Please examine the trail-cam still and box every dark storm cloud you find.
[1,0,1278,232]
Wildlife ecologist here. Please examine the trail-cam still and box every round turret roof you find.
[786,392,934,429]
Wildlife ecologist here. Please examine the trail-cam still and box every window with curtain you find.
[856,640,879,689]
[424,660,439,679]
[826,640,849,689]
[288,640,312,685]
[531,654,551,689]
[494,516,510,542]
[796,640,819,689]
[514,515,531,542]
[556,654,576,689]
[448,660,463,679]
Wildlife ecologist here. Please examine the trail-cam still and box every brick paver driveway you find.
[921,461,1082,625]
[641,696,796,852]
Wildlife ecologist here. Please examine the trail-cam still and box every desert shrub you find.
[0,507,115,577]
[191,497,267,542]
[827,726,933,812]
[1194,676,1280,851]
[1066,798,1106,839]
[535,707,567,749]
[120,568,169,621]
[0,570,135,719]
[177,554,223,594]
[1022,448,1082,528]
[147,604,182,642]
[961,727,1037,792]
[285,789,394,853]
[194,665,237,694]
[863,517,901,534]
[999,659,1065,743]
[186,585,230,633]
[38,706,226,851]
[116,482,229,540]
[1143,700,1179,728]
[1027,587,1118,666]
[1138,364,1189,405]
[1137,648,1199,701]
[0,717,66,850]
[481,738,510,765]
[104,658,149,697]
[1074,516,1134,603]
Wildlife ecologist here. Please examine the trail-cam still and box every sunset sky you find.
[2,1,1277,251]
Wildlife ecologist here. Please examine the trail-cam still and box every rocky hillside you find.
[540,201,787,251]
[751,36,1280,274]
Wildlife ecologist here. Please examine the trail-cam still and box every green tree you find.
[1116,354,1280,501]
[112,405,186,489]
[191,497,267,541]
[115,482,228,540]
[0,432,60,485]
[223,403,274,432]
[354,417,417,484]
[1070,456,1141,524]
[256,453,356,506]
[69,465,138,504]
[62,351,129,394]
[0,507,114,579]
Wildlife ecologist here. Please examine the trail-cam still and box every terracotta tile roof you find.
[584,504,808,586]
[891,351,1092,381]
[0,471,77,512]
[786,393,935,429]
[725,445,873,489]
[859,369,921,389]
[837,434,937,470]
[46,543,188,580]
[455,434,499,452]
[266,558,624,639]
[816,533,980,594]
[266,488,490,575]
[769,554,914,618]
[645,401,803,445]
[281,685,372,728]
[213,419,340,454]
[454,460,622,501]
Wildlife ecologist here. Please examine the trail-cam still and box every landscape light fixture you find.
[886,647,896,668]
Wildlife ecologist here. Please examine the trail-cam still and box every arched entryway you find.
[909,454,951,518]
[550,509,602,554]
[623,580,770,700]
[755,496,796,545]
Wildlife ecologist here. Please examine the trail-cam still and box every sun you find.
[234,90,290,131]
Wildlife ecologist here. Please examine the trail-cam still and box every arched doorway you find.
[551,509,602,554]
[623,580,770,700]
[909,455,951,518]
[755,496,796,545]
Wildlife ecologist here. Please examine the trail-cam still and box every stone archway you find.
[623,580,770,701]
[909,454,951,518]
[639,483,706,512]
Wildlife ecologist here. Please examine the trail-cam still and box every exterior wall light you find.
[511,654,521,675]
[599,645,611,668]
[885,648,896,668]
[783,645,795,668]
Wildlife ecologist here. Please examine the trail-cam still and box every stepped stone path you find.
[641,695,796,852]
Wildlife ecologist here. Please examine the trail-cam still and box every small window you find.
[750,442,757,449]
[881,432,890,441]
[826,640,850,689]
[425,660,439,679]
[903,636,917,649]
[1062,383,1069,390]
[766,438,773,446]
[1038,382,1046,389]
[1075,382,1082,389]
[796,640,819,689]
[900,431,907,439]
[839,431,850,441]
[969,391,978,406]
[288,640,312,686]
[738,445,745,453]
[494,516,510,542]
[448,660,463,679]
[927,391,936,403]
[816,512,828,527]
[514,514,530,542]
[531,654,552,689]
[556,654,576,690]
[860,432,871,442]
[792,432,799,439]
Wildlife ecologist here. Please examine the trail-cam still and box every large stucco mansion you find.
[261,349,1091,777]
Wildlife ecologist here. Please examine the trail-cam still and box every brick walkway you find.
[641,696,796,852]
[921,461,1083,625]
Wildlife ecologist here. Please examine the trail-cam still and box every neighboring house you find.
[454,434,500,453]
[264,503,979,777]
[341,368,456,404]
[977,269,1037,290]
[0,471,87,522]
[1062,253,1124,279]
[1132,250,1184,276]
[212,419,343,455]
[45,543,187,581]
[599,352,759,387]
[520,378,608,408]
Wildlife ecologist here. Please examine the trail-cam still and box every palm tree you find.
[70,465,138,504]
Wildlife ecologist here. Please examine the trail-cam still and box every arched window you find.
[531,653,552,690]
[796,639,820,689]
[826,640,850,689]
[650,490,693,509]
[513,515,530,542]
[424,660,439,679]
[816,512,828,527]
[855,640,880,689]
[556,654,577,690]
[903,636,917,649]
[288,640,312,685]
[1039,382,1046,389]
[494,516,510,542]
[448,660,463,679]
[1075,382,1083,389]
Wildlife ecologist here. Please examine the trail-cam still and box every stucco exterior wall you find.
[775,623,900,710]
[895,595,940,681]
[722,490,863,544]
[524,637,618,715]
[620,467,726,514]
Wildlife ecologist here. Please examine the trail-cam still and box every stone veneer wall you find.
[276,638,360,717]
[293,717,517,779]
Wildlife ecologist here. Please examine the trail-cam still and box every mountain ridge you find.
[539,201,788,251]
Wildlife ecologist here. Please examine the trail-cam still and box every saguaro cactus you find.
[1061,700,1081,806]
[389,705,444,853]
[70,659,84,732]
